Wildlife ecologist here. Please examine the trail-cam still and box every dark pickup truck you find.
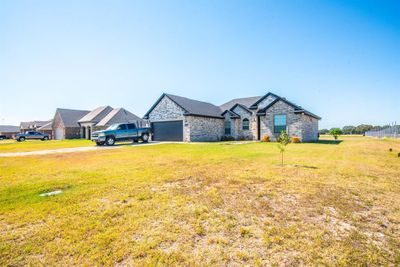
[91,123,151,146]
[15,131,50,141]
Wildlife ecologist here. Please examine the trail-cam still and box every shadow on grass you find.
[294,165,318,169]
[314,140,343,145]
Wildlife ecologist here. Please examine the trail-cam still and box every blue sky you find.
[0,0,399,128]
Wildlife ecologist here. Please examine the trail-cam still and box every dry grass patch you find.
[0,136,399,265]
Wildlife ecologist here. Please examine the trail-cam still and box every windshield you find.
[106,124,119,130]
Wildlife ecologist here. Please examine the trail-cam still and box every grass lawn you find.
[0,136,399,265]
[0,139,93,153]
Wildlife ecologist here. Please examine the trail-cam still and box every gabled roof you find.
[219,96,262,111]
[257,96,321,120]
[55,108,90,127]
[78,106,113,123]
[0,125,20,133]
[221,109,240,119]
[230,103,253,114]
[96,108,142,127]
[20,120,52,129]
[144,93,223,119]
[249,92,280,109]
[37,120,53,130]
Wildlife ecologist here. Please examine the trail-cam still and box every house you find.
[78,106,145,139]
[0,125,20,139]
[96,108,144,128]
[20,120,52,133]
[52,108,90,140]
[144,92,320,142]
[37,120,53,139]
[78,106,114,139]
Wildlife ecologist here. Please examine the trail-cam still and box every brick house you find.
[144,92,320,142]
[52,108,90,140]
[0,125,20,139]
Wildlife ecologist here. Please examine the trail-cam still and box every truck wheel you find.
[141,133,149,143]
[42,136,49,141]
[105,136,115,146]
[18,137,25,142]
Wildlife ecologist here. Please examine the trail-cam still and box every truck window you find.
[127,123,136,130]
[117,124,127,130]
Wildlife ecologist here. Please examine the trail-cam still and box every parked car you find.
[0,135,7,140]
[91,123,151,146]
[15,131,50,141]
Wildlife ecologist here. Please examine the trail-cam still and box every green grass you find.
[0,139,93,153]
[0,136,399,265]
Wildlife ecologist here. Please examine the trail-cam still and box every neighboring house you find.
[78,106,114,139]
[96,108,144,128]
[37,120,53,139]
[20,120,51,133]
[144,92,320,142]
[77,106,144,139]
[52,108,90,140]
[0,125,20,138]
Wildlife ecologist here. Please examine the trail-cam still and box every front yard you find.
[0,136,399,265]
[0,139,93,153]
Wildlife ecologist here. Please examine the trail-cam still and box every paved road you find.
[0,142,168,157]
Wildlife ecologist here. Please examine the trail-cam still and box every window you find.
[117,124,127,130]
[242,118,249,130]
[224,120,231,135]
[274,115,287,133]
[127,123,136,130]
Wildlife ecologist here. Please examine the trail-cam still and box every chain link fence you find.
[365,125,399,138]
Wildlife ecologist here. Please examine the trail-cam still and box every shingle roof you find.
[56,108,90,127]
[78,106,113,123]
[165,94,223,118]
[37,120,53,130]
[20,120,51,129]
[257,96,321,120]
[219,96,262,111]
[144,93,223,119]
[96,108,143,127]
[0,125,20,133]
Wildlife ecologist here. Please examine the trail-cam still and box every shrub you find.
[291,136,301,143]
[221,135,234,141]
[261,135,270,142]
[329,128,342,140]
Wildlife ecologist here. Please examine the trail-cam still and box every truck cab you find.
[91,123,151,146]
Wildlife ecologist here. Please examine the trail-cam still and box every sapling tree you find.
[329,128,342,140]
[277,130,290,167]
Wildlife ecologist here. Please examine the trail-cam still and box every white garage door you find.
[54,128,64,140]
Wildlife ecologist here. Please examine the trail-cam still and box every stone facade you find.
[257,95,278,109]
[147,94,319,142]
[259,100,318,141]
[231,105,255,140]
[148,96,185,121]
[185,116,224,142]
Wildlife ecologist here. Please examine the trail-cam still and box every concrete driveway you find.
[0,142,169,157]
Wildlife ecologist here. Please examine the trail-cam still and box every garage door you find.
[152,121,183,141]
[54,127,64,140]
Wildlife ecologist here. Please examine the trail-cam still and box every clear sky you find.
[0,0,399,129]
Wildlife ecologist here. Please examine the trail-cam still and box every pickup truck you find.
[91,123,151,146]
[15,131,50,141]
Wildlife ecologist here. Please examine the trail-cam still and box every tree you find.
[329,128,342,140]
[277,130,290,167]
[355,124,374,135]
[342,125,356,135]
[318,129,329,135]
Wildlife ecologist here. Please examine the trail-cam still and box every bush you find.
[221,135,234,141]
[261,135,270,142]
[291,136,301,143]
